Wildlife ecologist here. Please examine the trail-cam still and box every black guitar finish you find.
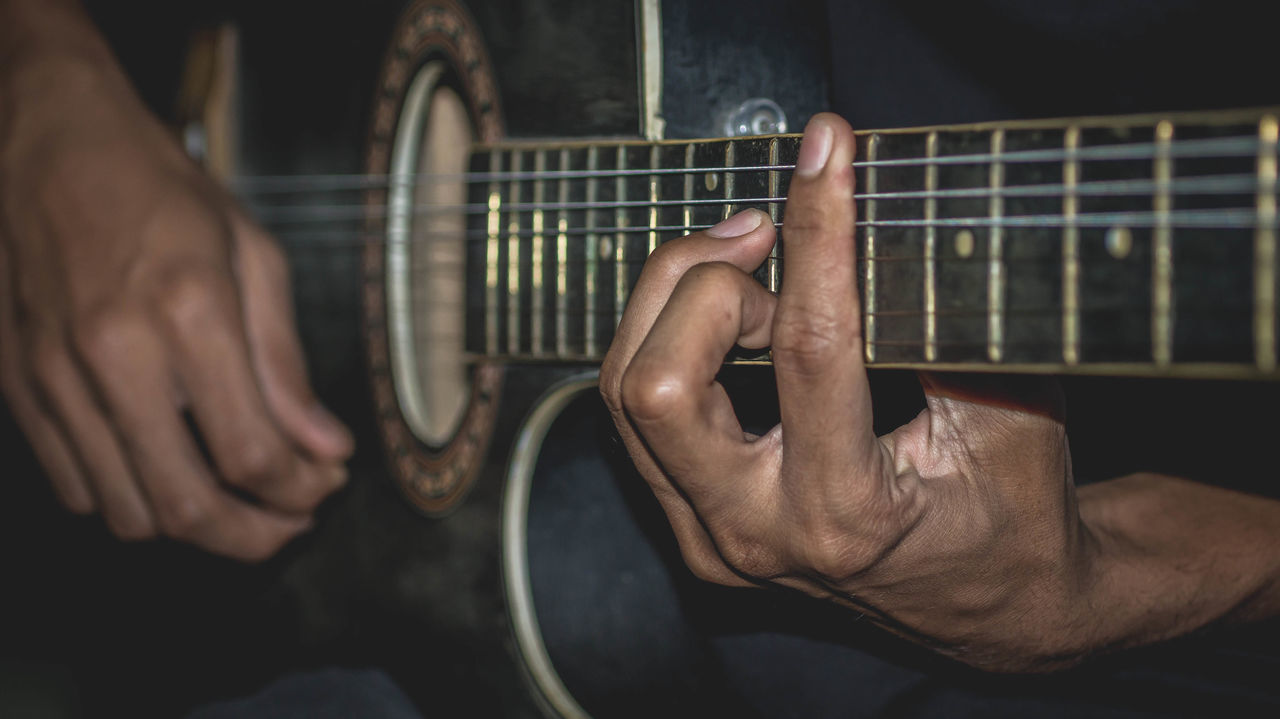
[4,2,1280,718]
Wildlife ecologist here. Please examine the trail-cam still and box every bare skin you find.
[601,113,1280,671]
[0,0,352,561]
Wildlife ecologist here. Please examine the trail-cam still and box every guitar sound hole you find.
[387,62,473,449]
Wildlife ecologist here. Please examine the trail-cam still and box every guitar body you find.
[344,2,1280,717]
[349,1,1280,717]
[3,2,1279,717]
[352,2,834,715]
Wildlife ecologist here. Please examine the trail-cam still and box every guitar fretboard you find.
[463,108,1280,379]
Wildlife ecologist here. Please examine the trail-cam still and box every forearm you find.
[1076,473,1280,654]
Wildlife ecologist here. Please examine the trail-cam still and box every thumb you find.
[233,212,354,462]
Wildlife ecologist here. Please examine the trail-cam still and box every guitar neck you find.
[462,107,1280,379]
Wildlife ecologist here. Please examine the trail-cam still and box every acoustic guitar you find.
[182,0,1280,715]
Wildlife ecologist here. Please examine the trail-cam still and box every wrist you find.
[979,519,1107,672]
[1076,474,1280,651]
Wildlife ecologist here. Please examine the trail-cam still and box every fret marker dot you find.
[704,172,720,191]
[1106,226,1133,259]
[599,236,614,259]
[955,230,975,258]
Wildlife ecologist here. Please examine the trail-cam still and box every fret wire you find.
[556,148,570,358]
[648,145,660,256]
[615,146,628,332]
[864,134,879,363]
[723,141,736,221]
[768,138,781,293]
[531,150,546,356]
[507,150,523,355]
[485,149,501,356]
[988,129,1006,363]
[683,144,695,253]
[585,146,600,358]
[1256,116,1279,371]
[924,131,939,362]
[1153,120,1175,367]
[1063,126,1081,365]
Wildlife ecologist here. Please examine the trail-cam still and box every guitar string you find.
[229,134,1268,195]
[384,334,1256,350]
[364,302,1255,320]
[324,255,1119,267]
[313,222,1257,338]
[246,173,1269,225]
[310,247,1256,348]
[267,132,1269,336]
[263,210,1275,249]
[284,255,1235,275]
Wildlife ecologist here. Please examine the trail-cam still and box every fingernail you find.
[706,209,763,238]
[328,464,349,488]
[795,119,834,178]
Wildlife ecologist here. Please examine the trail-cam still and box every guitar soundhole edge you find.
[363,0,504,516]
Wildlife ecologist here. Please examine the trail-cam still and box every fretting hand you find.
[601,113,1280,671]
[0,0,352,561]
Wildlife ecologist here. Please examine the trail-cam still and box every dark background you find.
[4,1,1280,717]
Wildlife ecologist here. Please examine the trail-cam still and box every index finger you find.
[158,266,342,514]
[772,113,881,471]
[86,319,311,561]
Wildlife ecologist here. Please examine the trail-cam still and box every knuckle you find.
[155,266,228,327]
[619,361,687,423]
[106,512,158,542]
[70,303,142,361]
[154,493,210,539]
[716,534,774,579]
[795,529,868,584]
[779,210,829,237]
[778,184,852,233]
[678,261,742,298]
[788,500,899,583]
[222,436,289,489]
[643,240,690,279]
[771,308,854,377]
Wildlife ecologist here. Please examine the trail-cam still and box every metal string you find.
[247,173,1270,225]
[231,134,1267,196]
[265,209,1274,251]
[364,303,1254,319]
